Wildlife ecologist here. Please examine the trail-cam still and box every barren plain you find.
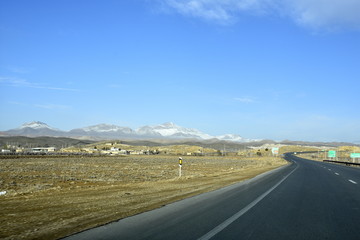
[0,155,286,240]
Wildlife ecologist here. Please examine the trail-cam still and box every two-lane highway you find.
[211,154,360,239]
[64,154,360,240]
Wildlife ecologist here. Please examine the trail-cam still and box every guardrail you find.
[323,160,360,166]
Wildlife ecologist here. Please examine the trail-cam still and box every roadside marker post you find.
[350,153,360,163]
[179,157,183,177]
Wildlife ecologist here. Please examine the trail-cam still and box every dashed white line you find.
[197,164,298,240]
[335,173,339,175]
[348,180,357,184]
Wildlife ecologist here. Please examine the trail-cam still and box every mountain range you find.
[2,121,254,142]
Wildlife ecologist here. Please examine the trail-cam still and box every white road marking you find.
[349,180,357,184]
[197,165,298,240]
[328,169,331,171]
[335,173,339,175]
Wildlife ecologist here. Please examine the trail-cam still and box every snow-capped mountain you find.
[136,122,213,139]
[70,124,134,134]
[69,124,135,138]
[19,121,55,130]
[81,124,133,133]
[4,121,252,142]
[215,134,258,143]
[216,134,245,142]
[6,121,65,137]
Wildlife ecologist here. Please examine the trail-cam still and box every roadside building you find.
[31,147,56,153]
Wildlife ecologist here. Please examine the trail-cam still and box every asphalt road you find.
[63,154,360,240]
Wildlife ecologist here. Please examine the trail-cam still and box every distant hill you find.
[2,122,359,148]
[118,138,358,151]
[0,135,358,151]
[280,140,360,147]
[0,136,95,149]
[5,121,67,137]
[3,121,255,142]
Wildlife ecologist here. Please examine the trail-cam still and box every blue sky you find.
[1,0,360,142]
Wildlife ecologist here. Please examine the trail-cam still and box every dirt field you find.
[0,155,287,240]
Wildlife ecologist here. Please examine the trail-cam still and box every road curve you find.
[63,154,360,240]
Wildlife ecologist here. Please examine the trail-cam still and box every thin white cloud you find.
[157,0,360,31]
[163,0,234,23]
[6,66,32,74]
[0,77,80,92]
[284,0,360,31]
[33,104,70,110]
[107,83,122,89]
[234,97,255,103]
[8,101,27,106]
[0,77,32,87]
[159,0,267,24]
[9,101,71,110]
[35,85,80,91]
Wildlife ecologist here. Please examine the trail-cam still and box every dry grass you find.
[278,145,320,155]
[0,155,286,240]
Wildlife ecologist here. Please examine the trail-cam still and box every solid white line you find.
[197,164,298,240]
[348,180,357,184]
